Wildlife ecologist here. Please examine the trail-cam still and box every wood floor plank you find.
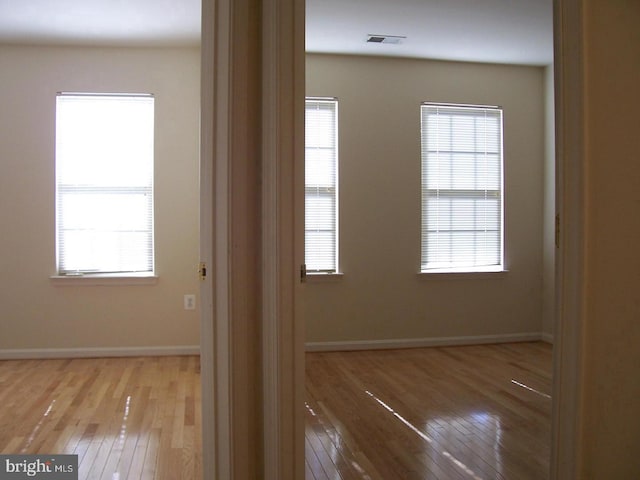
[0,342,550,479]
[305,342,552,480]
[0,356,201,480]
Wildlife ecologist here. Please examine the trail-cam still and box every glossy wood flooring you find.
[305,342,552,480]
[0,342,550,479]
[0,356,201,479]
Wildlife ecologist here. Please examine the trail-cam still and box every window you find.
[55,93,155,275]
[420,103,504,272]
[305,98,339,273]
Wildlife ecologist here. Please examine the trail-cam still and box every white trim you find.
[262,1,305,479]
[419,266,506,275]
[551,0,585,478]
[418,270,508,280]
[306,272,344,282]
[0,345,200,360]
[199,0,218,478]
[306,333,544,352]
[262,2,282,475]
[50,274,158,286]
[203,0,274,476]
[541,333,554,344]
[202,0,236,477]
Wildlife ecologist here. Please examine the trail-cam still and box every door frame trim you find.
[261,0,305,478]
[200,0,585,477]
[551,0,585,478]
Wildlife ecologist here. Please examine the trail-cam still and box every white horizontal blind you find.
[56,93,155,274]
[421,103,504,271]
[305,98,338,272]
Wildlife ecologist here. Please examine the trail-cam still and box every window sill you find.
[418,269,508,280]
[50,273,158,286]
[306,272,344,283]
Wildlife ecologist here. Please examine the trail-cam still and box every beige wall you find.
[305,54,545,344]
[579,0,640,476]
[0,45,200,351]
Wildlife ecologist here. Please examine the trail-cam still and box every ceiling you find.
[0,0,553,65]
[0,0,201,47]
[307,0,553,66]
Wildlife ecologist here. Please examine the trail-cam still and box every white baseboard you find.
[541,333,554,344]
[0,345,200,360]
[306,332,544,352]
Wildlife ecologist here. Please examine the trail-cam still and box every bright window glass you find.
[55,93,155,275]
[305,98,338,273]
[421,103,504,272]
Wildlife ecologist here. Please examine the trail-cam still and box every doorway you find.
[302,1,556,478]
[201,2,592,478]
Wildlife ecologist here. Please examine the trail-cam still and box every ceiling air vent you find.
[366,34,405,44]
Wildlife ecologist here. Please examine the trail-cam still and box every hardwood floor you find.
[305,342,552,480]
[0,355,201,479]
[0,342,551,479]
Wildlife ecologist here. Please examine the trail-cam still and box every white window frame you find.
[305,97,339,274]
[420,102,505,273]
[54,92,155,277]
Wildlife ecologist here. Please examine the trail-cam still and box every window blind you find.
[55,93,155,275]
[420,103,504,272]
[305,98,338,272]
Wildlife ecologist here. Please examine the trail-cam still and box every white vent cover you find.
[366,34,405,44]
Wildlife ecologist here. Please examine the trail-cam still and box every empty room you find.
[3,0,556,478]
[11,1,638,478]
[0,1,202,478]
[302,0,556,478]
[4,0,638,478]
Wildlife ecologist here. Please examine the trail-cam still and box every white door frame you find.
[199,0,232,476]
[550,0,585,478]
[200,0,305,478]
[200,0,585,477]
[261,0,306,479]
